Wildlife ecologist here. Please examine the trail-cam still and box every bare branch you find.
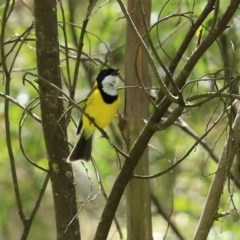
[70,0,97,100]
[193,108,240,239]
[1,0,26,226]
[20,174,50,240]
[134,110,224,179]
[117,0,179,104]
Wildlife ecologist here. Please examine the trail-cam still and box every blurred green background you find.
[1,0,240,239]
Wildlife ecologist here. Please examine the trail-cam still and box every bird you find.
[67,68,120,162]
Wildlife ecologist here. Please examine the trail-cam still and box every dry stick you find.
[193,109,240,240]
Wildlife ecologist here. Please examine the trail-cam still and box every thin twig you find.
[71,0,97,100]
[1,0,26,225]
[193,107,240,239]
[176,116,240,188]
[0,91,41,122]
[92,158,123,240]
[117,0,179,104]
[18,98,48,172]
[20,173,50,240]
[134,110,224,179]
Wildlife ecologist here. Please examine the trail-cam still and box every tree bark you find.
[34,0,81,239]
[125,0,152,239]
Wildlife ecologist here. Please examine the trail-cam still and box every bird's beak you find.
[112,69,119,76]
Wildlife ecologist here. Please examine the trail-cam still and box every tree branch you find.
[1,0,27,226]
[193,108,240,239]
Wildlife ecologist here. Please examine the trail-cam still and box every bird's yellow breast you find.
[82,88,120,136]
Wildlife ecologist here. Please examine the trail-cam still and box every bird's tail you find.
[67,132,93,162]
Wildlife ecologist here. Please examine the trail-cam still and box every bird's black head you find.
[95,68,119,103]
[96,68,119,84]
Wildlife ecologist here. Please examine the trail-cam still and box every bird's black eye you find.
[104,68,119,76]
[111,69,119,76]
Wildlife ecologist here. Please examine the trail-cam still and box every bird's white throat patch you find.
[101,75,118,96]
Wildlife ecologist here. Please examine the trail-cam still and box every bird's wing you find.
[76,83,98,135]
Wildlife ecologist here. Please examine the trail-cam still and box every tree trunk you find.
[125,0,152,239]
[34,0,81,239]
